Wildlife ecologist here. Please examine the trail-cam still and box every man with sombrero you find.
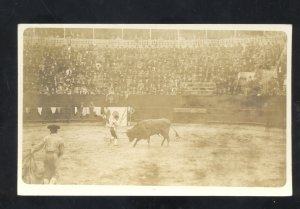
[31,124,64,184]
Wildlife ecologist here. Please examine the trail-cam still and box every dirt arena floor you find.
[22,123,286,187]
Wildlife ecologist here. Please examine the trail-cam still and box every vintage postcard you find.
[18,24,292,196]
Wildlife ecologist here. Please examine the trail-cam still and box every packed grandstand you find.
[23,28,287,97]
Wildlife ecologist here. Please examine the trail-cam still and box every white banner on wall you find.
[104,107,128,126]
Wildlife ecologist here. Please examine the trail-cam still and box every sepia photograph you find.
[18,24,291,196]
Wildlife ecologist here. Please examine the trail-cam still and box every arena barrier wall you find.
[24,94,285,108]
[23,95,286,127]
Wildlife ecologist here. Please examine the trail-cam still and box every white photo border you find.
[18,24,292,196]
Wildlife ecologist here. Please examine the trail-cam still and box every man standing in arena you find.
[109,113,119,146]
[31,125,64,184]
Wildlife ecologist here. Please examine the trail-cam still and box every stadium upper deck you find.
[23,28,287,96]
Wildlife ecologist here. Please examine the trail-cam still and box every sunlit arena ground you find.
[22,123,286,187]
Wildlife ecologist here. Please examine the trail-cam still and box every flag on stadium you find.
[104,107,128,126]
[82,107,90,116]
[93,107,101,116]
[51,107,56,114]
[37,107,42,115]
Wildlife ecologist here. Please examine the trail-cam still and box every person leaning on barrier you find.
[31,124,64,184]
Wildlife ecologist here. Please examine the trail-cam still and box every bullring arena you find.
[20,26,288,188]
[22,122,286,186]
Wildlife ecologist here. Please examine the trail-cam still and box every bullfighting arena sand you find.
[22,123,286,187]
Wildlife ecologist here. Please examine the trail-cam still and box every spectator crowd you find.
[23,36,286,97]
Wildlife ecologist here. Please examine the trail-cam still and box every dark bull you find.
[126,118,180,147]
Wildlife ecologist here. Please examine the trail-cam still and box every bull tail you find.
[171,127,180,139]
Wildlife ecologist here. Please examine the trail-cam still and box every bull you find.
[126,118,179,147]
